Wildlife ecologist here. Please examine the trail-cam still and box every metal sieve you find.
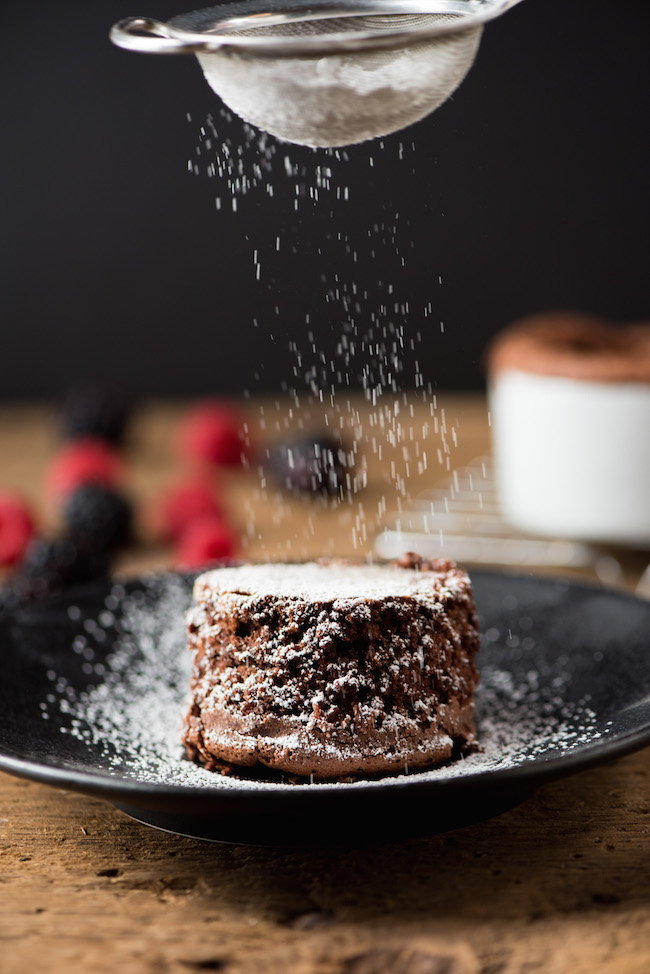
[110,0,525,147]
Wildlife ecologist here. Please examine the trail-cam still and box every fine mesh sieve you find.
[111,0,525,147]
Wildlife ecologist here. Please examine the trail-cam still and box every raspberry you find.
[178,400,249,467]
[0,492,36,566]
[59,379,133,445]
[46,438,122,499]
[175,515,238,569]
[62,484,132,554]
[157,480,223,542]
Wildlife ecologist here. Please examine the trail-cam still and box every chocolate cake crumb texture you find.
[183,558,480,778]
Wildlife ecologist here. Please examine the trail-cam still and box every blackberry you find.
[268,434,350,495]
[7,536,111,604]
[59,380,133,445]
[62,484,132,555]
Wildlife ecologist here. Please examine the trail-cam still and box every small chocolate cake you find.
[183,554,480,780]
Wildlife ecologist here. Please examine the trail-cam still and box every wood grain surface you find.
[1,397,649,974]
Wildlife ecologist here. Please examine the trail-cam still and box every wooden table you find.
[1,396,650,974]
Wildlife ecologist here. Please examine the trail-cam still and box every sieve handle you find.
[110,17,221,54]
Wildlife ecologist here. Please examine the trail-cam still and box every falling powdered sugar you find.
[41,574,611,791]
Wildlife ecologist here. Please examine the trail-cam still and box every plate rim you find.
[1,719,650,808]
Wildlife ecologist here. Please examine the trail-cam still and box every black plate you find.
[1,570,650,846]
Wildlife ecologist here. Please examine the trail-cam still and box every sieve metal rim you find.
[110,0,523,59]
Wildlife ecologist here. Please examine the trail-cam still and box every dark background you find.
[1,0,648,400]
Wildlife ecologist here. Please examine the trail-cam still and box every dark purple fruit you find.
[62,484,132,554]
[267,434,350,495]
[59,380,133,445]
[4,536,111,606]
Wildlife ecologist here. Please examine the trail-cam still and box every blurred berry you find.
[9,536,111,603]
[268,434,349,495]
[0,492,36,566]
[178,400,249,467]
[59,380,133,445]
[63,484,132,554]
[175,515,238,569]
[46,437,122,499]
[157,480,223,542]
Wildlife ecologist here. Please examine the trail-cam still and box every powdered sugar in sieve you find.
[193,14,482,147]
[110,1,526,147]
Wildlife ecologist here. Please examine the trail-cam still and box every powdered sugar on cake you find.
[195,560,469,601]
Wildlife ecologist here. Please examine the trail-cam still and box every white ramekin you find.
[489,368,650,545]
